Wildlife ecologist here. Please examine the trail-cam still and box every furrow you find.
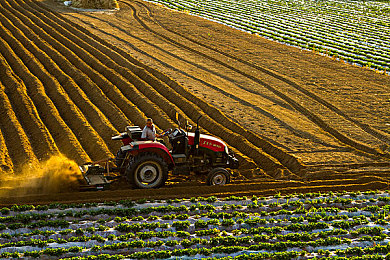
[118,64,293,174]
[65,11,341,158]
[41,17,280,174]
[0,5,131,134]
[60,7,304,170]
[127,1,390,159]
[118,54,304,172]
[163,6,390,145]
[53,21,259,171]
[32,5,296,175]
[0,80,38,171]
[27,2,195,129]
[0,18,112,162]
[15,0,174,131]
[0,128,13,175]
[0,42,59,161]
[1,0,141,133]
[0,6,120,153]
[141,68,305,172]
[0,27,90,165]
[52,12,303,174]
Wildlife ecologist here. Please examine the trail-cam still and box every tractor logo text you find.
[202,140,222,149]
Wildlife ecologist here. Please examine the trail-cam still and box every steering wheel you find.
[161,128,172,137]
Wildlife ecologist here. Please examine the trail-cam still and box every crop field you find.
[0,0,390,206]
[146,0,390,73]
[2,191,390,259]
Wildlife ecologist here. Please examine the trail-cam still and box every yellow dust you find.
[0,155,82,197]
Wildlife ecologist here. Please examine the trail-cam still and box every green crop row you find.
[0,190,385,214]
[3,224,384,248]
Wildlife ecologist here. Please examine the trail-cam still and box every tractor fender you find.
[121,141,175,169]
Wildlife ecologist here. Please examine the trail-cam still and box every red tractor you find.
[79,115,239,190]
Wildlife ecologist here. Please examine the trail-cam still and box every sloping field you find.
[0,0,390,202]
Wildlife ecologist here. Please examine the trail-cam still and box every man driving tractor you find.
[141,118,161,141]
[79,114,239,189]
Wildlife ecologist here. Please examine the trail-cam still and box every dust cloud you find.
[0,154,82,197]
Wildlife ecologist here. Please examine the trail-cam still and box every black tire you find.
[206,168,231,186]
[126,153,168,189]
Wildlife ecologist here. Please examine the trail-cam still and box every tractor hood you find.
[187,132,227,153]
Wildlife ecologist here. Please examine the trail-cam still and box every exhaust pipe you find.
[194,115,202,154]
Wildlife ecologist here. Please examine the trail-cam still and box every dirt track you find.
[0,0,390,204]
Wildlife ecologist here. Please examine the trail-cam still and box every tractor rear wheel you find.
[126,154,168,189]
[206,168,230,186]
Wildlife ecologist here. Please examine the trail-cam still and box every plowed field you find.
[0,0,390,204]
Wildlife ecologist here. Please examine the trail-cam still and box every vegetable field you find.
[1,0,390,219]
[3,191,390,259]
[146,0,390,73]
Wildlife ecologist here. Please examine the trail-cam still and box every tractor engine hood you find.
[187,132,227,153]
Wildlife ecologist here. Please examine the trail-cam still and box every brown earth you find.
[0,0,389,205]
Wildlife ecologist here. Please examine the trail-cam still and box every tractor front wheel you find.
[126,154,168,189]
[206,168,230,186]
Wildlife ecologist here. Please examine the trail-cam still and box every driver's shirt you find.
[141,125,156,141]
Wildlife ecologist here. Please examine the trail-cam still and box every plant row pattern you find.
[1,191,390,259]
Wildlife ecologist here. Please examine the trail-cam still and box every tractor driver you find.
[141,118,161,141]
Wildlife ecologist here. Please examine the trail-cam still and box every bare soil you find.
[0,0,389,204]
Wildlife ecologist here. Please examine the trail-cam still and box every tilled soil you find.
[0,0,389,204]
